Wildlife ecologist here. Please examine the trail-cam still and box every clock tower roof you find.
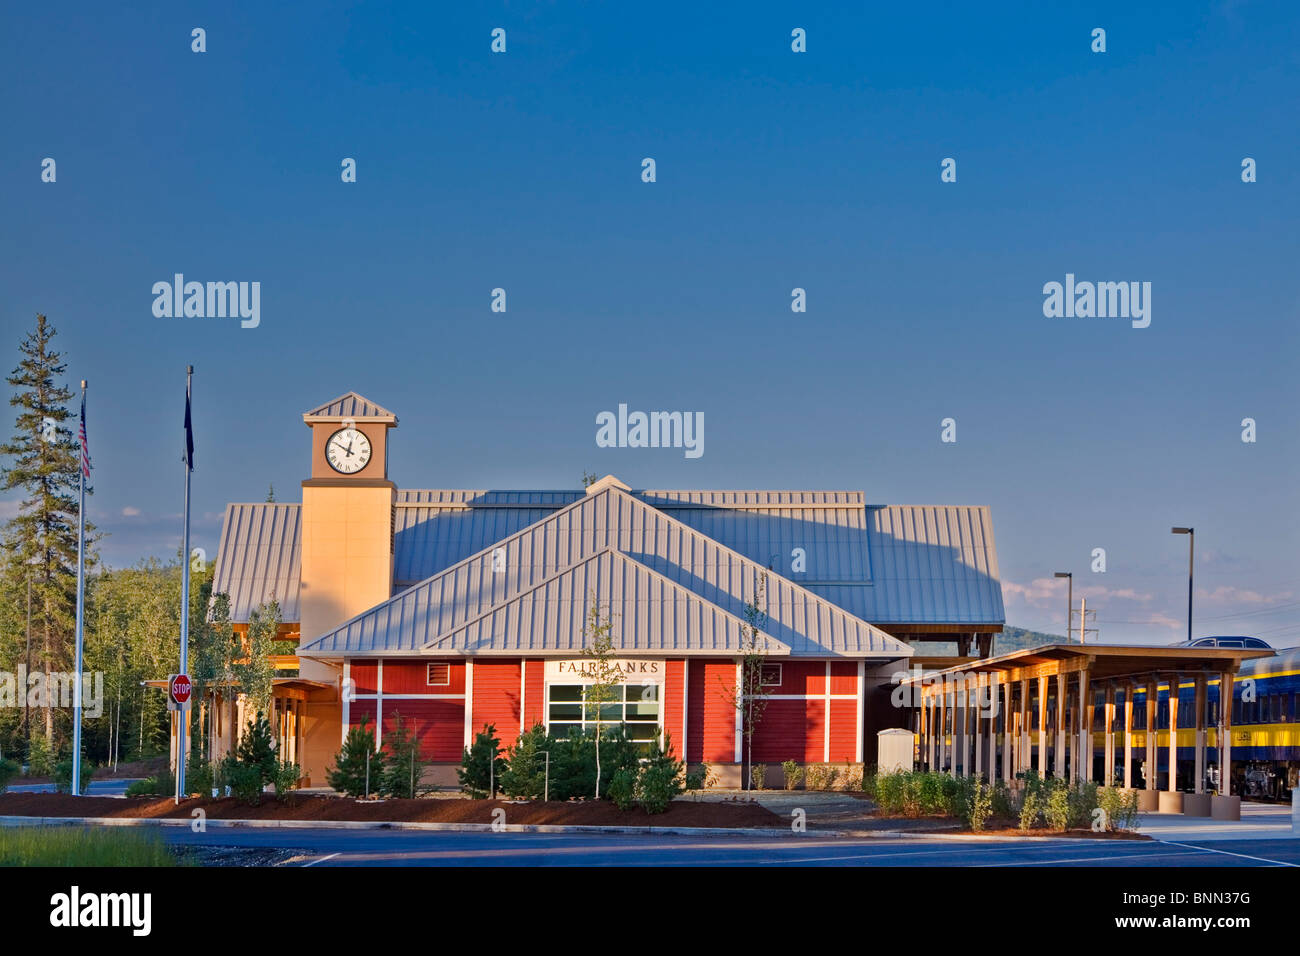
[302,391,397,425]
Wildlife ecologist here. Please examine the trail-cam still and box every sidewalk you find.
[1137,802,1299,842]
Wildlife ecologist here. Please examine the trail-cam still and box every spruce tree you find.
[0,315,90,748]
[379,712,429,798]
[327,717,383,797]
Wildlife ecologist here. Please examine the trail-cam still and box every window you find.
[760,663,782,687]
[426,663,450,686]
[546,683,661,752]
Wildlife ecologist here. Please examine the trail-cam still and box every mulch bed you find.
[0,792,784,829]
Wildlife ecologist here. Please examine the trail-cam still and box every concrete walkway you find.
[1137,801,1299,842]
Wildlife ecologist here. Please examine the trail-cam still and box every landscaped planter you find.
[1182,792,1212,817]
[1157,791,1183,813]
[1210,794,1241,820]
[1135,789,1159,812]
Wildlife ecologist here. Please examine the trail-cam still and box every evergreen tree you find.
[0,315,92,748]
[379,712,430,798]
[235,711,277,786]
[458,724,505,798]
[500,723,549,799]
[326,718,382,797]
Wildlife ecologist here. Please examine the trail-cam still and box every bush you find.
[270,760,301,802]
[126,773,175,797]
[236,713,277,787]
[636,763,683,814]
[839,762,864,792]
[459,724,506,798]
[805,764,831,791]
[53,755,93,794]
[991,779,1013,819]
[1068,780,1100,829]
[607,768,637,810]
[0,757,20,793]
[967,779,993,831]
[546,728,597,802]
[380,712,431,799]
[750,764,765,791]
[1018,792,1042,830]
[222,757,264,805]
[501,724,549,799]
[685,763,715,791]
[782,760,804,791]
[1044,780,1071,830]
[328,719,383,798]
[1098,786,1139,832]
[27,735,54,778]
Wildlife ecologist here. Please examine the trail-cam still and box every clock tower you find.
[298,392,398,672]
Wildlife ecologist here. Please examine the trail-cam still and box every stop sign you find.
[170,673,192,705]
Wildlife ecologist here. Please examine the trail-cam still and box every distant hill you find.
[911,625,1069,657]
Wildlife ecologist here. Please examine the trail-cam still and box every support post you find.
[1018,678,1029,774]
[1054,672,1067,778]
[1123,681,1133,789]
[1167,675,1180,793]
[1104,683,1116,786]
[1077,668,1091,783]
[1002,678,1013,784]
[1220,671,1233,796]
[1194,675,1207,794]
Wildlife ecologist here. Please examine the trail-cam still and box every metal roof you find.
[210,503,301,622]
[300,486,912,659]
[311,547,790,657]
[302,392,397,423]
[210,488,1005,634]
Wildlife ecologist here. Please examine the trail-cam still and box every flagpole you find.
[176,366,193,804]
[71,380,87,796]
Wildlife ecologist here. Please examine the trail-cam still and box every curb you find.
[0,815,820,838]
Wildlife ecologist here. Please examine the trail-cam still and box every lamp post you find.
[1054,572,1072,642]
[1171,528,1194,643]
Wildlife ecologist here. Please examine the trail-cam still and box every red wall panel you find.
[688,660,737,763]
[381,700,465,761]
[768,661,825,696]
[351,662,378,696]
[829,699,858,762]
[522,660,545,730]
[471,659,522,744]
[662,660,685,759]
[382,659,465,695]
[829,662,858,695]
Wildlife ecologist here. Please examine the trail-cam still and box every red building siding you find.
[688,660,737,763]
[768,661,826,696]
[828,699,858,762]
[351,662,379,696]
[522,660,545,730]
[752,699,824,763]
[471,659,522,743]
[382,659,465,695]
[663,659,685,758]
[829,662,858,695]
[381,700,465,761]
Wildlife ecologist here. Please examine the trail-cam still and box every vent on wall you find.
[427,662,450,686]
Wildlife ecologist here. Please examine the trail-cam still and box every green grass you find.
[0,826,184,867]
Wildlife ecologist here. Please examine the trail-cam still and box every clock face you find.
[325,427,373,474]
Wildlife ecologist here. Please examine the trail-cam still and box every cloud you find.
[1195,585,1294,606]
[1003,577,1153,609]
[121,506,141,517]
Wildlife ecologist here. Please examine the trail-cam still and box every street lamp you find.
[1171,528,1194,643]
[1054,572,1072,642]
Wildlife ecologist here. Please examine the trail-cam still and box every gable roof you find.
[302,392,397,423]
[210,503,301,622]
[299,485,912,659]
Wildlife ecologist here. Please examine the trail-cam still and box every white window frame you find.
[760,662,783,687]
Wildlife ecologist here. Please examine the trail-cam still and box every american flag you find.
[78,393,91,478]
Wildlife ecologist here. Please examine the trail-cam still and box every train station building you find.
[201,392,1008,786]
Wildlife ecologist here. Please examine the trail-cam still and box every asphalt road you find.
[160,827,1300,867]
[6,778,141,796]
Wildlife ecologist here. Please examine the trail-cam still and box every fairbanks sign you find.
[545,659,664,682]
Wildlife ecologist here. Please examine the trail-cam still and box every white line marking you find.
[302,852,341,867]
[1157,840,1297,867]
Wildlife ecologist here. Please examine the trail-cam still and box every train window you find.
[1217,639,1243,648]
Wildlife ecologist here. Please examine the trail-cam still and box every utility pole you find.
[1072,597,1098,644]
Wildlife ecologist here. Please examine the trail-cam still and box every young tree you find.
[327,717,382,797]
[719,571,773,790]
[0,315,90,748]
[235,598,284,718]
[580,598,622,800]
[458,724,506,798]
[380,712,430,798]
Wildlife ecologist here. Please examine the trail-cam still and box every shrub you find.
[991,779,1013,819]
[222,757,264,805]
[1098,786,1139,832]
[1044,780,1071,830]
[186,753,215,797]
[636,763,683,814]
[268,760,301,803]
[750,764,765,791]
[27,735,54,778]
[459,724,506,799]
[501,724,549,800]
[805,764,831,791]
[685,763,716,791]
[380,712,431,799]
[607,768,637,810]
[546,728,596,801]
[327,718,383,798]
[0,757,20,793]
[1018,792,1042,830]
[839,762,864,792]
[53,755,93,794]
[967,779,993,832]
[782,760,804,791]
[126,772,175,797]
[237,713,278,787]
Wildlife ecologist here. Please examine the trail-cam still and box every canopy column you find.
[1054,672,1067,778]
[1076,668,1091,782]
[1036,675,1048,775]
[1194,675,1207,794]
[1104,683,1116,786]
[1122,681,1133,789]
[1220,670,1233,796]
[1018,677,1030,774]
[974,674,984,778]
[1145,678,1158,791]
[1001,678,1013,783]
[1167,674,1180,793]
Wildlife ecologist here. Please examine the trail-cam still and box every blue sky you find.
[1,2,1296,645]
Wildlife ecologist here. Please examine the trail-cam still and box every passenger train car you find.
[1120,642,1299,800]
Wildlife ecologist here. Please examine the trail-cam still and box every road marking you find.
[302,852,341,867]
[1157,840,1297,867]
[985,851,1183,866]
